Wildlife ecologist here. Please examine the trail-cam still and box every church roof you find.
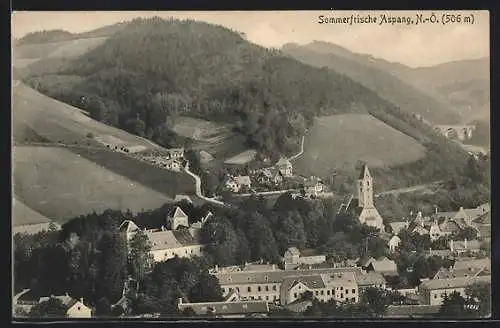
[358,164,372,180]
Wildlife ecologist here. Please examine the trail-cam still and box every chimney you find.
[450,240,454,252]
[435,207,438,214]
[178,298,183,305]
[161,226,165,231]
[272,264,276,271]
[215,264,219,272]
[464,238,468,249]
[80,298,84,304]
[459,206,464,211]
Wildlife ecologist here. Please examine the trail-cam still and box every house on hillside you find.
[164,159,183,171]
[38,294,92,318]
[302,177,325,198]
[224,176,241,193]
[256,168,283,186]
[167,148,185,159]
[276,158,293,177]
[338,165,385,231]
[234,175,252,190]
[119,206,209,262]
[433,265,489,280]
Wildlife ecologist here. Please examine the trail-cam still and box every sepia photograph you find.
[11,10,491,320]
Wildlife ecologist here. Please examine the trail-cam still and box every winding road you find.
[183,162,230,208]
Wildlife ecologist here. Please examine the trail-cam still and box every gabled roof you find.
[453,258,491,271]
[179,300,269,315]
[38,295,82,311]
[358,164,372,180]
[169,206,188,220]
[285,247,300,256]
[283,275,326,291]
[390,221,409,235]
[146,230,183,250]
[419,275,491,290]
[276,158,292,168]
[368,257,398,274]
[433,267,485,280]
[356,271,386,287]
[119,220,140,234]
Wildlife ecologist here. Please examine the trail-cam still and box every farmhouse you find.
[38,294,92,318]
[276,158,293,177]
[283,247,326,269]
[119,207,210,262]
[178,298,269,318]
[338,165,384,231]
[418,275,491,306]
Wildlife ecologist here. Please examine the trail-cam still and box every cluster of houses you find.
[13,292,93,318]
[138,148,185,172]
[223,158,328,198]
[385,202,491,255]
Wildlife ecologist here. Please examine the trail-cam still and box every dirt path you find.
[288,135,305,162]
[184,162,231,208]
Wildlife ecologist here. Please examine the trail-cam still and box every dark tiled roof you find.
[386,305,440,318]
[433,267,485,279]
[357,271,386,286]
[419,275,491,290]
[179,301,269,315]
[282,275,326,291]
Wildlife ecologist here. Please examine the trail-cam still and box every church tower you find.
[357,164,374,208]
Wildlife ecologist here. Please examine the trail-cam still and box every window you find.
[222,305,228,310]
[352,289,356,294]
[294,293,298,298]
[273,285,277,291]
[434,294,438,299]
[340,287,343,291]
[327,290,331,295]
[222,288,226,293]
[321,290,324,295]
[351,297,356,302]
[248,287,252,292]
[229,288,233,292]
[266,296,269,301]
[265,286,269,292]
[346,289,349,295]
[236,287,240,292]
[258,296,262,300]
[315,291,319,296]
[273,295,276,301]
[258,286,262,292]
[367,181,370,187]
[341,293,344,298]
[379,284,382,288]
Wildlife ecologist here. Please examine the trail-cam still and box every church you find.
[337,164,385,231]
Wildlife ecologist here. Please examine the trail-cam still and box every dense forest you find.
[19,17,490,196]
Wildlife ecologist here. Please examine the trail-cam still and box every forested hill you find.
[22,17,470,170]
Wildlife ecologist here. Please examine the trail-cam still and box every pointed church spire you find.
[358,164,372,180]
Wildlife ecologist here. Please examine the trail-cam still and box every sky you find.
[11,11,489,68]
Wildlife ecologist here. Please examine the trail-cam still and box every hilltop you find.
[282,42,462,124]
[16,17,480,191]
[283,42,489,125]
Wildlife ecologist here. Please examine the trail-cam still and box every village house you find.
[356,271,387,290]
[177,298,269,318]
[256,168,284,186]
[210,264,368,304]
[224,175,252,193]
[337,165,384,231]
[433,264,489,280]
[283,247,327,270]
[302,176,325,198]
[167,147,185,159]
[418,275,491,306]
[280,272,359,306]
[234,175,252,190]
[164,159,183,171]
[388,235,401,252]
[224,176,241,193]
[276,158,293,177]
[119,207,210,262]
[362,257,398,277]
[38,294,92,318]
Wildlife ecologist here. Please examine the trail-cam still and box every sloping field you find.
[12,198,52,226]
[13,37,108,61]
[13,83,161,152]
[224,149,257,165]
[172,116,252,162]
[13,146,173,222]
[293,114,427,177]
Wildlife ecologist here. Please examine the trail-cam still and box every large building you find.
[338,165,384,231]
[418,275,491,306]
[178,298,269,318]
[210,263,377,305]
[119,206,210,262]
